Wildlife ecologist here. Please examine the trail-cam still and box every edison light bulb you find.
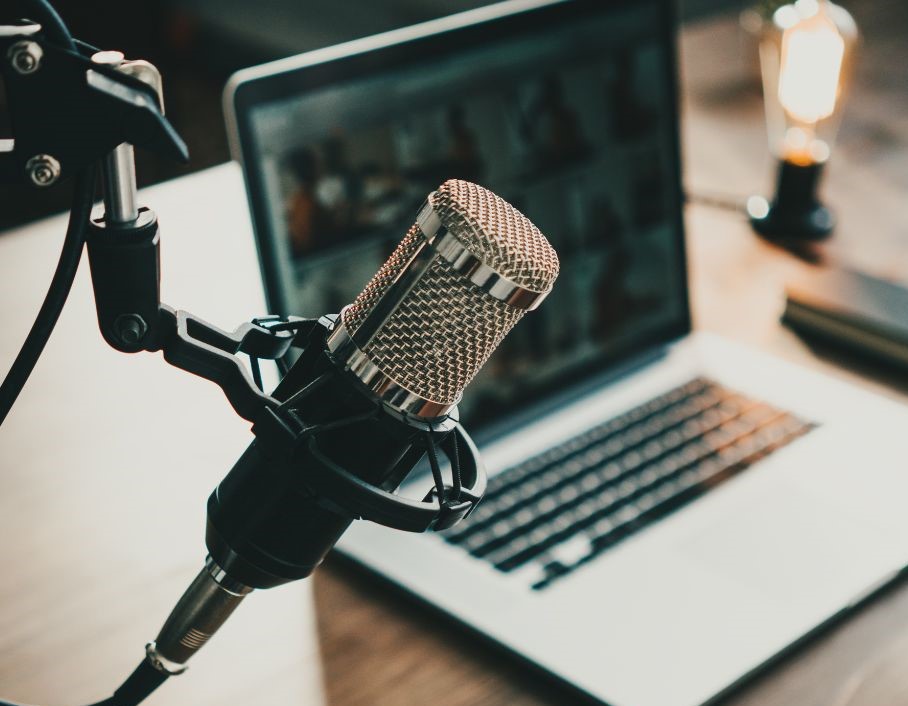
[778,3,844,124]
[749,0,858,242]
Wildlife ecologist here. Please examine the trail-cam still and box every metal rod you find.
[101,143,139,225]
[91,50,141,226]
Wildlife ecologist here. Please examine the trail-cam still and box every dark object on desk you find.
[750,161,835,242]
[783,265,908,370]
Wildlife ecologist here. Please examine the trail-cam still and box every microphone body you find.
[147,180,559,674]
[206,319,433,590]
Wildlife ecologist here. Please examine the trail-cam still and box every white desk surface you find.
[0,163,325,706]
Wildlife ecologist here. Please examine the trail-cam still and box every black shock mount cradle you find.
[85,196,485,544]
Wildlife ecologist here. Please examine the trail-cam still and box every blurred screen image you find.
[248,3,686,425]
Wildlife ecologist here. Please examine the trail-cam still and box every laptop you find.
[224,2,908,705]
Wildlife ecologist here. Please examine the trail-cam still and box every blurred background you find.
[1,0,904,231]
[0,0,742,230]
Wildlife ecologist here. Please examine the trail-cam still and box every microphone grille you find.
[432,179,559,293]
[342,223,425,326]
[339,180,559,413]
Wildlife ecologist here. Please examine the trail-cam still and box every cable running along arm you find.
[0,166,94,424]
[0,0,80,423]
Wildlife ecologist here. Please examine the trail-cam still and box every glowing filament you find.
[777,6,844,124]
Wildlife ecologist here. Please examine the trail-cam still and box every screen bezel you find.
[225,0,691,425]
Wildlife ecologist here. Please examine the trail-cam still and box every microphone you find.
[144,179,559,676]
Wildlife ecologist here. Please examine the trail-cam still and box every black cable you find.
[1,5,168,706]
[91,660,169,706]
[0,0,84,432]
[0,167,96,426]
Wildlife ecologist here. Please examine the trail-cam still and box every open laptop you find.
[224,1,908,705]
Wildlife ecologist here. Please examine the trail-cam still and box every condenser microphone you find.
[144,179,559,676]
[329,178,559,418]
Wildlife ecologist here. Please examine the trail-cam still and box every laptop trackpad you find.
[680,485,897,609]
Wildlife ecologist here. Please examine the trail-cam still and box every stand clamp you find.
[0,20,187,187]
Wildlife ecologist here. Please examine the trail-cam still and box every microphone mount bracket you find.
[0,19,188,188]
[100,290,486,535]
[157,309,486,533]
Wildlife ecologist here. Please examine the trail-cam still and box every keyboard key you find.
[443,377,816,589]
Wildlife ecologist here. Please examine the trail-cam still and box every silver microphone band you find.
[416,197,552,311]
[326,318,459,421]
[337,180,560,417]
[330,195,548,421]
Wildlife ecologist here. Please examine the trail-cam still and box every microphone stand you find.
[0,9,487,706]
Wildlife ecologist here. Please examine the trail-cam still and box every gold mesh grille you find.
[341,182,558,405]
[343,223,423,333]
[351,257,524,404]
[432,179,559,293]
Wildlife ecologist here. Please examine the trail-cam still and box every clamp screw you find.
[26,154,61,187]
[114,314,149,346]
[8,40,43,75]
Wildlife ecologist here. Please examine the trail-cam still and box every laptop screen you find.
[232,0,688,427]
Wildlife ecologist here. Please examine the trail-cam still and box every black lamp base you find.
[750,160,835,243]
[750,201,835,241]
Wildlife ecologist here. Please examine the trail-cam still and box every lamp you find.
[748,0,858,242]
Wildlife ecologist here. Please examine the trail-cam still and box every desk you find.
[3,7,908,706]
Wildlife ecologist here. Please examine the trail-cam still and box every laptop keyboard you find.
[443,377,816,590]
